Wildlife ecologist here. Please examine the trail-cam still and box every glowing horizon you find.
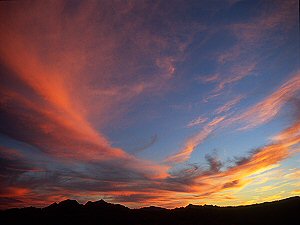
[0,0,299,209]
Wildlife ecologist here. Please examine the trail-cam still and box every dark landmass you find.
[0,196,299,225]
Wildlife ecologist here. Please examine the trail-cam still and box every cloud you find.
[167,114,300,203]
[205,154,223,174]
[222,180,239,189]
[292,190,300,195]
[228,0,298,45]
[197,73,220,84]
[187,116,208,128]
[0,144,171,208]
[166,70,299,169]
[207,117,226,127]
[214,63,257,92]
[0,0,202,160]
[229,71,300,130]
[215,96,243,114]
[166,116,225,163]
[0,1,299,209]
[156,57,176,78]
[0,0,200,170]
[163,73,300,206]
[0,1,132,161]
[207,0,298,97]
[0,0,186,208]
[131,135,158,154]
[1,110,299,208]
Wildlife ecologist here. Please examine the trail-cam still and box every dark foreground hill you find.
[0,196,299,225]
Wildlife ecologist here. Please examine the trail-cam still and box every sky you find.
[0,0,299,209]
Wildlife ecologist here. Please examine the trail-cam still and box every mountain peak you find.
[58,199,80,206]
[85,199,109,207]
[140,206,167,211]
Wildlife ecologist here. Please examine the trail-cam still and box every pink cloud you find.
[166,116,225,163]
[187,116,208,128]
[215,95,243,114]
[230,71,300,130]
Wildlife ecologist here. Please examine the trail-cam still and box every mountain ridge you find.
[1,196,299,225]
[3,195,299,211]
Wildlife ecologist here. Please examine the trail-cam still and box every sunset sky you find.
[0,0,299,209]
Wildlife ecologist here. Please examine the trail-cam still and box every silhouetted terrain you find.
[0,196,299,225]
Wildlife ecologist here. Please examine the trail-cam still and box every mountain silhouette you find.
[0,196,299,225]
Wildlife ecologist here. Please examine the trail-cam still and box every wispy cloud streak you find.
[166,116,225,163]
[187,116,208,128]
[215,96,243,115]
[229,71,300,130]
[0,0,299,209]
[167,71,300,164]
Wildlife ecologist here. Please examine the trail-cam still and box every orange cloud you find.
[192,118,300,199]
[0,2,178,200]
[215,95,243,114]
[0,1,299,210]
[187,116,208,128]
[230,71,300,130]
[198,73,220,83]
[165,69,299,164]
[166,116,225,163]
[215,63,257,92]
[0,187,30,198]
[161,72,300,207]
